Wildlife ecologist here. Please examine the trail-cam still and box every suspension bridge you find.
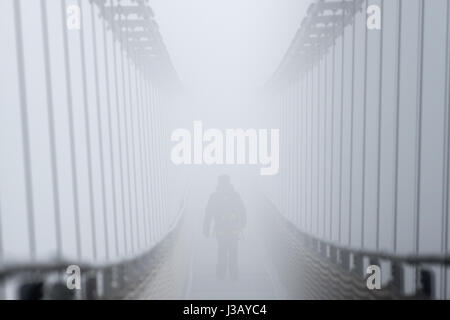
[0,0,449,300]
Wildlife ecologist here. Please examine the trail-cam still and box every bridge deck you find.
[184,191,285,300]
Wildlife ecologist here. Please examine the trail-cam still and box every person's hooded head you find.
[217,174,233,192]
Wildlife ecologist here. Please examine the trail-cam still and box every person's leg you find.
[228,237,239,281]
[216,237,227,280]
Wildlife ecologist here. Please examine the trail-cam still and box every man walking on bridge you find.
[203,175,247,281]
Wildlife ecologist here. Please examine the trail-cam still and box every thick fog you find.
[1,0,450,300]
[155,0,309,299]
[151,0,308,91]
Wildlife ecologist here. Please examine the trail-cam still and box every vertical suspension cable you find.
[280,90,283,212]
[316,46,321,236]
[154,86,163,239]
[285,86,289,219]
[141,76,150,242]
[126,41,141,250]
[413,1,425,292]
[279,91,282,213]
[96,1,111,261]
[294,80,297,225]
[310,64,314,234]
[153,86,162,238]
[150,83,158,242]
[79,0,98,261]
[414,0,425,256]
[338,3,346,244]
[102,0,120,258]
[281,89,284,214]
[163,92,169,229]
[292,83,296,223]
[150,86,162,238]
[306,68,311,232]
[375,0,385,250]
[131,60,141,249]
[298,75,302,227]
[137,63,149,246]
[299,78,307,225]
[393,0,403,253]
[301,75,306,231]
[288,84,292,221]
[298,75,302,228]
[287,86,291,219]
[442,0,450,300]
[159,91,166,231]
[111,0,128,256]
[286,87,289,219]
[89,0,110,261]
[13,0,36,261]
[348,1,356,246]
[163,91,168,228]
[150,86,158,236]
[119,10,135,255]
[286,88,289,217]
[161,92,168,229]
[329,10,337,241]
[361,0,369,249]
[61,0,82,260]
[323,39,328,239]
[144,80,156,243]
[286,86,289,219]
[291,81,295,224]
[293,81,296,224]
[40,0,63,258]
[139,71,151,247]
[141,78,150,243]
[136,68,146,246]
[280,89,283,214]
[284,84,287,219]
[135,62,149,247]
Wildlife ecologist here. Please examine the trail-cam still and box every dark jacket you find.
[203,185,246,238]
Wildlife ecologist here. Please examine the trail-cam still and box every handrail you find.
[0,196,187,277]
[264,196,450,266]
[262,195,447,299]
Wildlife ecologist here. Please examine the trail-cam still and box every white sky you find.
[149,0,310,91]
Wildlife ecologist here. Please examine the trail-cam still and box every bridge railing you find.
[0,189,188,300]
[0,0,179,269]
[265,0,450,299]
[263,197,449,299]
